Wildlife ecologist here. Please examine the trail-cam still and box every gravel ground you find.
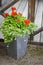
[0,45,43,65]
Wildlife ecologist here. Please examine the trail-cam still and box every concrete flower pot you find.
[6,34,29,59]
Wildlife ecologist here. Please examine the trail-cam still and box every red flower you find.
[11,7,16,11]
[11,12,17,16]
[4,13,9,17]
[24,19,31,26]
[17,19,20,22]
[19,13,22,16]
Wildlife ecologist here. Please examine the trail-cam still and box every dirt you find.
[0,45,43,65]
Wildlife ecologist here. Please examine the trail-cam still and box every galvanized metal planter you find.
[6,34,29,59]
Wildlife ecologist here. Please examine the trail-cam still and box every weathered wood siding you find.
[34,0,43,42]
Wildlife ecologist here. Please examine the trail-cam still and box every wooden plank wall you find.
[30,0,35,22]
[0,0,2,6]
[28,0,35,41]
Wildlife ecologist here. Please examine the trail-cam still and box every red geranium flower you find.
[11,7,16,11]
[17,19,20,22]
[19,13,22,16]
[11,12,17,16]
[4,13,9,17]
[24,19,31,26]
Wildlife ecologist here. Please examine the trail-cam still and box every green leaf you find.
[0,14,37,43]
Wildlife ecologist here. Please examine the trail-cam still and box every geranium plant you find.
[0,7,37,43]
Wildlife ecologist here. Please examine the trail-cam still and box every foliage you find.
[0,7,37,43]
